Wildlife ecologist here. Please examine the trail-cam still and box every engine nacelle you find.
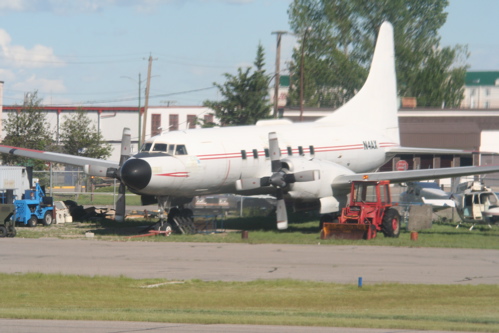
[84,164,111,177]
[282,157,353,213]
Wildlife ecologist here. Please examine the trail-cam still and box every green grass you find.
[14,213,499,249]
[0,274,498,331]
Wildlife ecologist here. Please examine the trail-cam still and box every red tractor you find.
[321,180,401,240]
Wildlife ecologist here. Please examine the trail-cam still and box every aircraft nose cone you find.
[120,158,151,190]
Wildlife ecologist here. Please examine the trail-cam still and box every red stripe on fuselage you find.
[156,172,189,178]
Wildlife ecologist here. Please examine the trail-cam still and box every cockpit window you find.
[152,143,168,152]
[142,142,187,155]
[176,145,187,155]
[140,143,152,152]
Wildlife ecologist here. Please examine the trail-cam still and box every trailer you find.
[13,182,54,227]
[0,166,31,203]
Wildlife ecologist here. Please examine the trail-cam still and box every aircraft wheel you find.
[382,208,400,238]
[43,211,53,226]
[0,225,7,237]
[160,223,172,236]
[28,215,38,227]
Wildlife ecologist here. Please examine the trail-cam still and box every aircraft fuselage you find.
[120,120,398,198]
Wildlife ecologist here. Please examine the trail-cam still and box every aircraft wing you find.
[333,165,499,187]
[386,146,472,155]
[0,145,119,176]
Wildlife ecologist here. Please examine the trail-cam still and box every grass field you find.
[15,213,499,250]
[0,274,498,332]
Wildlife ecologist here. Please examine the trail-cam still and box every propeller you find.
[107,128,131,222]
[236,132,317,230]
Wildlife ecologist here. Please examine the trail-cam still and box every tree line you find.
[1,91,111,170]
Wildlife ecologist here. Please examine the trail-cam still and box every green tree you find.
[204,44,272,126]
[287,0,467,108]
[59,109,112,159]
[1,91,54,170]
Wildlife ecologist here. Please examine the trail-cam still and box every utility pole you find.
[272,31,288,119]
[141,55,156,144]
[299,28,311,122]
[137,73,142,149]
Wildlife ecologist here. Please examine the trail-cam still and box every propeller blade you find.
[285,170,318,183]
[115,182,126,222]
[268,132,281,173]
[115,127,131,222]
[119,127,132,165]
[276,190,288,230]
[236,178,265,191]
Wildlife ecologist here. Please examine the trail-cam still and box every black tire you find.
[43,211,53,226]
[0,225,6,237]
[382,208,401,238]
[28,215,38,227]
[7,225,16,237]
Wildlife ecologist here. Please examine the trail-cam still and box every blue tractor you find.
[13,182,54,227]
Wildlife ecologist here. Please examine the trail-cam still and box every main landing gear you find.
[151,196,196,235]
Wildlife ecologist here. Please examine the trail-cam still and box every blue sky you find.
[1,0,498,107]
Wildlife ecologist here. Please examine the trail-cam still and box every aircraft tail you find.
[317,22,399,144]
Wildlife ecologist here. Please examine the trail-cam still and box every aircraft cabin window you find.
[252,149,258,158]
[241,150,247,160]
[298,146,304,156]
[287,147,292,156]
[175,145,187,155]
[152,143,168,152]
[309,145,315,155]
[264,148,269,158]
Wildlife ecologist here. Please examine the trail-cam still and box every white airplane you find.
[399,182,455,212]
[2,22,499,233]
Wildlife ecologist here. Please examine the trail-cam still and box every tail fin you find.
[317,22,399,144]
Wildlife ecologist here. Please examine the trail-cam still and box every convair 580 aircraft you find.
[2,22,499,229]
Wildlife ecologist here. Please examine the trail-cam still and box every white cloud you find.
[0,68,16,82]
[0,29,64,68]
[0,0,31,11]
[13,74,66,94]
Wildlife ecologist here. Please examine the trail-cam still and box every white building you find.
[461,71,499,109]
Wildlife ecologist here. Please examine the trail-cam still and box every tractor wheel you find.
[28,215,38,227]
[43,211,53,226]
[382,208,401,238]
[7,225,16,237]
[0,225,7,237]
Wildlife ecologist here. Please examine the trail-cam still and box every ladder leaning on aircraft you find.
[2,21,499,233]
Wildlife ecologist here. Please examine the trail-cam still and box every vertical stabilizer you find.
[317,22,399,144]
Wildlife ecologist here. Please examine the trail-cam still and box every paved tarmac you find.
[0,319,470,333]
[1,238,498,284]
[1,238,497,333]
